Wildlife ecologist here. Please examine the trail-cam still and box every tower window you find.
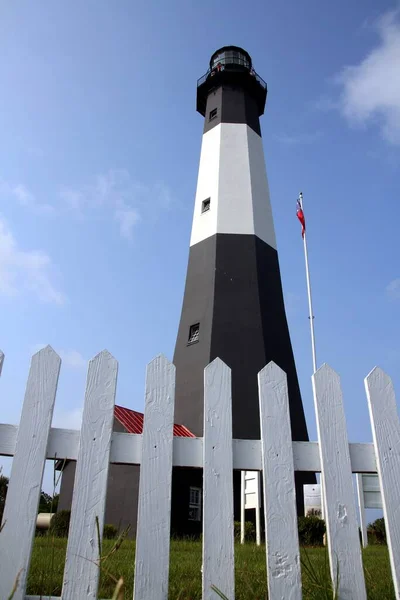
[188,486,201,521]
[201,198,211,213]
[209,108,218,121]
[188,323,200,345]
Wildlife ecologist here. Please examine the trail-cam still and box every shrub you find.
[103,524,118,539]
[298,515,326,546]
[49,510,71,537]
[234,520,256,541]
[368,518,386,545]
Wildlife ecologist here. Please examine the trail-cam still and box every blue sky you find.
[0,0,399,513]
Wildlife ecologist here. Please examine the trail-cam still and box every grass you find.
[26,538,396,599]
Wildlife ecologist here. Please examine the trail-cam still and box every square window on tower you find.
[188,323,200,345]
[209,108,217,121]
[201,198,211,213]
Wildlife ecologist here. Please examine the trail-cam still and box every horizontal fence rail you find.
[0,348,399,600]
[0,424,378,472]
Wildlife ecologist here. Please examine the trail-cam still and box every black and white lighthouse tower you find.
[171,47,313,531]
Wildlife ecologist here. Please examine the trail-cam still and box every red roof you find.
[114,405,195,437]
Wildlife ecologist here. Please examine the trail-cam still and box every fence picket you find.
[258,361,302,599]
[365,367,400,598]
[312,364,366,600]
[61,350,118,600]
[202,358,234,600]
[0,346,61,600]
[133,355,176,600]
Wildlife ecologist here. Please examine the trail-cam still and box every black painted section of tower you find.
[173,234,309,442]
[172,236,216,437]
[203,85,261,136]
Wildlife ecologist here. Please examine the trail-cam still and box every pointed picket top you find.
[204,357,231,379]
[314,362,339,378]
[0,350,4,377]
[206,356,229,368]
[259,360,285,381]
[312,363,342,405]
[146,355,176,404]
[365,366,394,393]
[86,350,118,395]
[147,353,174,370]
[32,344,60,360]
[89,348,117,363]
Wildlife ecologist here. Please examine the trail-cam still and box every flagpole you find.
[299,192,317,374]
[298,192,324,521]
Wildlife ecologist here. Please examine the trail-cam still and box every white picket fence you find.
[0,346,399,599]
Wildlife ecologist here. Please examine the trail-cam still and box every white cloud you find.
[60,169,174,239]
[0,217,65,304]
[386,278,400,300]
[52,407,83,430]
[115,207,141,239]
[32,345,86,368]
[335,10,400,144]
[0,178,54,214]
[59,350,86,369]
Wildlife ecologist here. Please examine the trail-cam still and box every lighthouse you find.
[171,47,313,533]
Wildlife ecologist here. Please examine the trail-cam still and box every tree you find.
[38,492,53,513]
[38,492,59,513]
[0,468,59,522]
[367,517,386,544]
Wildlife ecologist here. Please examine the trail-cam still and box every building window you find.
[188,323,200,345]
[188,486,201,521]
[209,108,217,121]
[201,198,211,213]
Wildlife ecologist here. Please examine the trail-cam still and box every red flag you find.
[296,199,306,238]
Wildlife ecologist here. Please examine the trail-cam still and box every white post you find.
[299,192,317,375]
[240,471,245,544]
[356,473,368,548]
[255,471,261,546]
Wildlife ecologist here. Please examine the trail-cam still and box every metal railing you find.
[197,66,267,90]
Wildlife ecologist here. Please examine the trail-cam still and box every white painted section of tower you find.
[190,123,277,249]
[190,124,220,244]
